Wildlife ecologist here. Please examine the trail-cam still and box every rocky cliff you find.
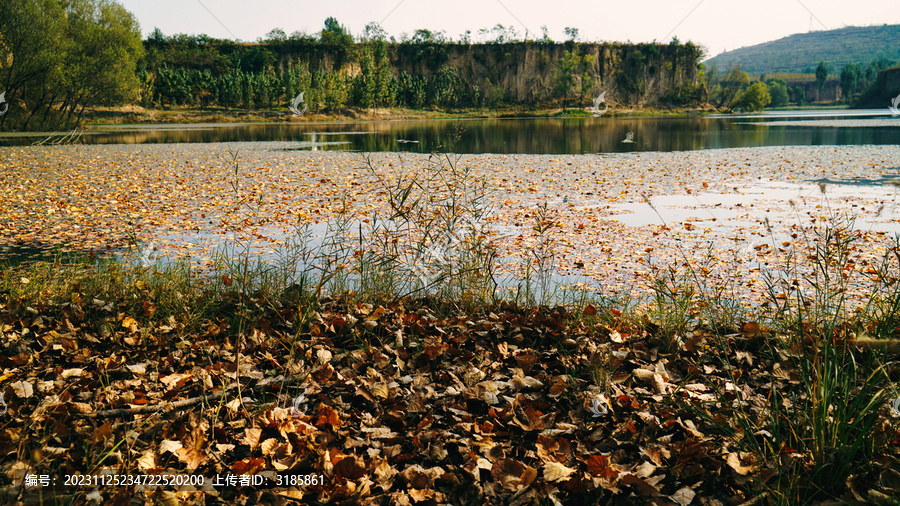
[275,41,705,107]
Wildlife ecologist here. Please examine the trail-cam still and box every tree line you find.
[139,33,485,111]
[704,58,896,112]
[0,4,706,131]
[139,20,704,113]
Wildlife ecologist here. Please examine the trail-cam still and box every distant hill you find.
[705,24,900,75]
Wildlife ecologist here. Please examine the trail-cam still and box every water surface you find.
[2,109,898,153]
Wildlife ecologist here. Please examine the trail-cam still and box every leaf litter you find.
[1,143,900,503]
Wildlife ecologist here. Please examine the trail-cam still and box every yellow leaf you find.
[122,316,138,333]
[543,462,575,482]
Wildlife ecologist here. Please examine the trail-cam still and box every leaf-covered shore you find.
[1,272,900,505]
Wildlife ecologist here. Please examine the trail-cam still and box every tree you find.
[320,17,353,69]
[371,40,393,106]
[411,29,448,44]
[564,27,579,42]
[790,85,806,105]
[263,28,286,42]
[288,30,315,42]
[554,50,579,106]
[578,53,597,103]
[0,0,144,130]
[479,24,517,44]
[766,79,789,108]
[736,81,771,111]
[0,0,67,129]
[147,27,167,47]
[715,66,750,109]
[555,49,594,107]
[320,17,352,46]
[815,61,828,95]
[840,63,861,101]
[362,22,387,42]
[539,25,552,44]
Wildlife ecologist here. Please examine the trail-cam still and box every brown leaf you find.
[621,473,661,496]
[141,301,157,317]
[374,460,397,487]
[242,428,262,450]
[232,458,266,475]
[491,459,526,490]
[315,404,342,431]
[401,464,443,489]
[137,449,157,471]
[334,455,366,480]
[584,454,620,481]
[726,452,756,475]
[12,380,33,399]
[312,362,335,384]
[741,321,761,334]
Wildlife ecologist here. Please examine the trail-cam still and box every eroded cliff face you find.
[435,43,701,105]
[278,42,704,107]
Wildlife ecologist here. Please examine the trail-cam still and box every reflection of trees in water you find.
[21,117,895,154]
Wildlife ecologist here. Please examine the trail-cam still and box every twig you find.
[79,373,310,419]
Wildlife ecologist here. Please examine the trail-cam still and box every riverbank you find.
[80,103,719,126]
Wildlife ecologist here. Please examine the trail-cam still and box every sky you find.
[117,0,900,58]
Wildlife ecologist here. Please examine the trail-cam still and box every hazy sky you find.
[118,0,900,58]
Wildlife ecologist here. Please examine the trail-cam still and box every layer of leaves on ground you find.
[2,276,900,505]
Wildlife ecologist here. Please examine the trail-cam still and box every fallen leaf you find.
[543,462,575,482]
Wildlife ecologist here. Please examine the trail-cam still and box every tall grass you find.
[655,205,900,502]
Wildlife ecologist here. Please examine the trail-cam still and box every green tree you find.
[578,53,597,103]
[263,28,286,42]
[863,58,892,89]
[320,17,353,70]
[411,29,448,44]
[554,50,579,106]
[735,81,771,111]
[147,27,166,47]
[321,17,352,46]
[790,85,806,105]
[815,61,829,94]
[564,27,579,42]
[0,0,67,128]
[766,79,789,108]
[351,44,376,108]
[840,63,861,101]
[371,40,393,106]
[715,66,750,109]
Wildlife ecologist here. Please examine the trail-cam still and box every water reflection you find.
[1,110,897,153]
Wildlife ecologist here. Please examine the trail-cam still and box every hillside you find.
[705,24,900,75]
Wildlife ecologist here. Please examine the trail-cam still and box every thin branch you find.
[79,372,310,419]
